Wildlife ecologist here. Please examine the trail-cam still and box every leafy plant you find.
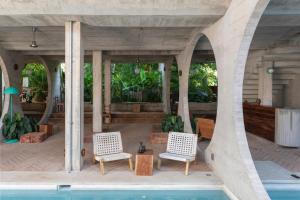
[2,113,38,140]
[161,115,184,132]
[21,63,48,102]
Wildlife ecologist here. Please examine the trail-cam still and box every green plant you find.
[2,113,38,140]
[21,63,48,102]
[161,115,184,132]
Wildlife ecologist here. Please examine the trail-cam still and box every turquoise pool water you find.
[268,190,300,200]
[1,189,300,200]
[1,190,230,200]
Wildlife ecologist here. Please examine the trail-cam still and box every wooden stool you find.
[135,149,153,176]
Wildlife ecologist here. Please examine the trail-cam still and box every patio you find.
[0,122,210,172]
[1,122,299,174]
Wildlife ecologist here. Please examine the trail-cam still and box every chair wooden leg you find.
[157,158,161,170]
[99,160,105,175]
[185,161,190,176]
[129,158,133,171]
[93,156,97,164]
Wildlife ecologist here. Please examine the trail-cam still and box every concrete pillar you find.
[65,21,84,172]
[104,59,111,114]
[176,53,193,133]
[159,61,172,114]
[258,61,273,106]
[93,51,103,132]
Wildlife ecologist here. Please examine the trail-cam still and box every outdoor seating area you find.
[0,1,300,199]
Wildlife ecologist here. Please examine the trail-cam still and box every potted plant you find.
[2,113,38,143]
[150,115,184,144]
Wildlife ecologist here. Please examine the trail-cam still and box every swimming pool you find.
[1,189,300,200]
[1,190,231,200]
[267,189,300,200]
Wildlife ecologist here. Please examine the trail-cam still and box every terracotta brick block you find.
[39,124,53,137]
[20,134,32,143]
[30,132,47,143]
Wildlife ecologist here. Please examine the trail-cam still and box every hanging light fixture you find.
[266,60,275,74]
[134,56,141,75]
[29,27,39,48]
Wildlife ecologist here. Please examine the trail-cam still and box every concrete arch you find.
[175,29,203,133]
[202,0,271,200]
[176,33,218,133]
[22,56,53,124]
[0,50,25,140]
[0,55,12,130]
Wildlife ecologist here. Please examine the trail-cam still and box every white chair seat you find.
[95,152,132,162]
[159,152,195,162]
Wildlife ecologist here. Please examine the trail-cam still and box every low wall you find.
[23,102,217,113]
[111,102,163,112]
[189,102,217,115]
[21,102,46,112]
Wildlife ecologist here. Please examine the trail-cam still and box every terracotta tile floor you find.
[0,123,299,173]
[0,123,210,172]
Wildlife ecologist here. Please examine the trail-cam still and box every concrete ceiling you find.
[0,0,298,59]
[0,0,229,27]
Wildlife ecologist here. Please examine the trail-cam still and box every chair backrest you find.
[93,132,123,156]
[166,132,198,157]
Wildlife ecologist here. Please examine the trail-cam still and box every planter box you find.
[196,118,215,139]
[150,132,168,144]
[39,124,53,137]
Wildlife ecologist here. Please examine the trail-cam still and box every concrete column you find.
[159,61,171,114]
[258,61,273,106]
[104,59,111,114]
[176,53,193,133]
[65,21,84,172]
[93,51,103,132]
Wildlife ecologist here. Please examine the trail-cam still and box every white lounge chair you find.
[157,132,198,175]
[93,132,133,175]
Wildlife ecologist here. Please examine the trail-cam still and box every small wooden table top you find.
[135,149,154,176]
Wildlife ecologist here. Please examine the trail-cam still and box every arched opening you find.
[187,35,218,161]
[0,56,10,127]
[20,63,48,123]
[242,1,300,196]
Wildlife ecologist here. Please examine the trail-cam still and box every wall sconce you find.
[178,70,182,76]
[266,67,274,74]
[267,61,275,74]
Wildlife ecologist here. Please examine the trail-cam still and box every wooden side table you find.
[135,149,153,176]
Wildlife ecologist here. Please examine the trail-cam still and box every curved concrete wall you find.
[0,49,25,140]
[203,0,271,199]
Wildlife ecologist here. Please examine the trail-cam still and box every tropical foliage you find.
[21,63,48,102]
[188,63,217,102]
[111,63,162,102]
[62,62,218,103]
[2,113,38,140]
[84,63,93,102]
[161,115,184,132]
